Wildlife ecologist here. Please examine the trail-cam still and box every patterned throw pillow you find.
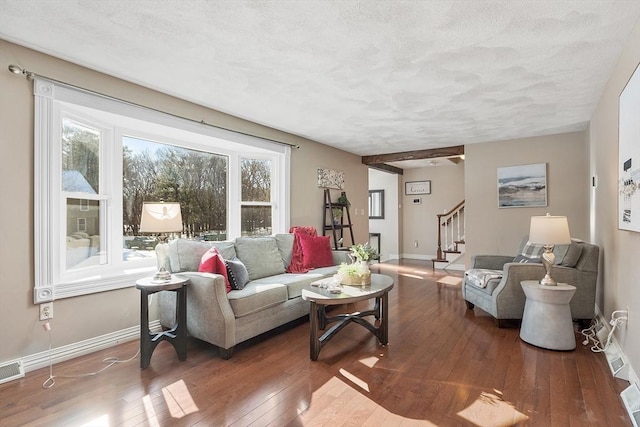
[513,254,541,263]
[519,242,545,259]
[225,258,249,290]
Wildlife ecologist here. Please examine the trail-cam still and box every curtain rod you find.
[7,64,301,149]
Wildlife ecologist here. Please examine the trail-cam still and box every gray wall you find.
[0,40,368,363]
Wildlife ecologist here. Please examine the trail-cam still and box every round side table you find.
[136,275,189,369]
[520,280,576,351]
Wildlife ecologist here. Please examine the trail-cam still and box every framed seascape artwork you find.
[317,168,344,190]
[618,64,640,232]
[497,163,547,208]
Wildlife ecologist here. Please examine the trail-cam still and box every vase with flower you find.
[337,243,379,285]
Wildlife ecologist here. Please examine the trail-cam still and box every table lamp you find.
[139,202,182,282]
[528,213,571,286]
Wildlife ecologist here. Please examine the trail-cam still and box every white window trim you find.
[33,78,290,303]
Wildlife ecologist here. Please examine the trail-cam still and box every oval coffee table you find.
[302,273,394,360]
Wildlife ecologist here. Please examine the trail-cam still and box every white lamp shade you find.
[139,202,183,233]
[528,214,571,245]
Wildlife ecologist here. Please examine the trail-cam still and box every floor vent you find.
[0,360,25,384]
[621,383,640,427]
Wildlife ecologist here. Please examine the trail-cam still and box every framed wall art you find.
[618,64,640,232]
[497,163,547,208]
[317,168,344,190]
[405,180,431,195]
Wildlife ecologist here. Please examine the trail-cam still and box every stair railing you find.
[435,200,465,261]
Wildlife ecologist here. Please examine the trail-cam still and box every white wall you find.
[588,19,640,382]
[368,169,399,261]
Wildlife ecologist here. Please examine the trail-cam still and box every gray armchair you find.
[462,238,599,327]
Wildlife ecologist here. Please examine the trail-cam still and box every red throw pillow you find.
[198,246,231,292]
[297,233,334,269]
[287,226,318,273]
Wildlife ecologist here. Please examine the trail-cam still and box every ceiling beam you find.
[361,145,464,165]
[366,163,404,175]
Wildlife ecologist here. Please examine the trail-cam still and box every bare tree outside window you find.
[241,159,272,236]
[122,137,229,252]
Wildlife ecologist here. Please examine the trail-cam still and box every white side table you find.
[520,280,576,351]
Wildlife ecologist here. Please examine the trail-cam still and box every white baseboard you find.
[21,320,160,375]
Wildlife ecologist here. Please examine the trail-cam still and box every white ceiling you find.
[1,1,639,163]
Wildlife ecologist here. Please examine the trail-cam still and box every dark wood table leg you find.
[380,292,389,345]
[139,289,152,369]
[174,286,187,361]
[309,301,320,361]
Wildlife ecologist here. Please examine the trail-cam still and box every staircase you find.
[431,200,465,271]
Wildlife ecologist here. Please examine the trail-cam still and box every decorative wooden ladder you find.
[322,189,355,250]
[431,200,465,271]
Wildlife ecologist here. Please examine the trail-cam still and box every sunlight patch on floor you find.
[142,394,160,427]
[339,368,370,392]
[457,391,528,426]
[399,272,426,279]
[162,379,199,418]
[301,376,438,425]
[80,414,109,426]
[359,356,379,368]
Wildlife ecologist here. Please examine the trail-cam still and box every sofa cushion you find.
[227,282,288,317]
[169,239,236,272]
[298,233,334,269]
[234,237,286,281]
[560,242,583,267]
[249,270,334,299]
[275,233,295,269]
[198,247,231,292]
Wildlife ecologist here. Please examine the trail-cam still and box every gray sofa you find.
[462,238,599,327]
[157,235,349,358]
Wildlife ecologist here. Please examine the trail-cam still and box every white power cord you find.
[41,321,139,389]
[580,310,628,353]
[40,292,154,389]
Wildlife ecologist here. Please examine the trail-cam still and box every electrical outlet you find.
[626,306,630,327]
[39,302,53,321]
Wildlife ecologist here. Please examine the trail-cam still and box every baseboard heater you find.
[621,383,640,427]
[0,359,25,384]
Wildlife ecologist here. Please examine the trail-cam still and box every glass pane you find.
[241,206,272,236]
[241,159,271,202]
[62,119,100,193]
[122,136,228,250]
[66,198,104,270]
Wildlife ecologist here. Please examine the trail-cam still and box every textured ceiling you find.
[1,1,639,160]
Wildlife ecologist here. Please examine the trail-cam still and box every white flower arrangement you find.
[348,243,379,262]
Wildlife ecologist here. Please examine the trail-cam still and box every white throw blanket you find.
[465,269,503,288]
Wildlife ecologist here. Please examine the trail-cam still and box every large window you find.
[34,78,290,302]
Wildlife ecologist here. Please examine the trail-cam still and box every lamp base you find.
[539,244,557,286]
[152,267,171,283]
[539,274,557,286]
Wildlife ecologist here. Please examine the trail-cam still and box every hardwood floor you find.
[0,259,631,426]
